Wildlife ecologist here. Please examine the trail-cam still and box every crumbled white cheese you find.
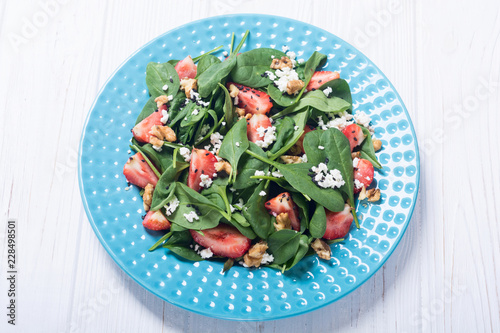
[198,247,213,259]
[161,109,169,124]
[265,71,277,81]
[230,205,236,213]
[206,132,224,154]
[167,95,174,101]
[259,191,267,196]
[162,84,169,91]
[192,109,199,116]
[261,253,274,265]
[199,174,213,188]
[200,124,211,136]
[179,147,191,162]
[222,51,228,57]
[164,196,180,216]
[213,173,218,178]
[272,170,283,178]
[152,144,163,152]
[311,163,345,189]
[294,125,299,131]
[353,157,360,168]
[298,58,305,64]
[222,121,226,126]
[317,111,354,131]
[184,211,199,223]
[354,111,371,128]
[281,45,289,53]
[229,187,236,192]
[323,86,333,97]
[274,67,300,93]
[318,145,325,150]
[301,154,308,163]
[254,170,265,178]
[255,126,277,149]
[354,179,364,190]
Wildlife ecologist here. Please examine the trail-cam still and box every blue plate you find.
[78,14,419,321]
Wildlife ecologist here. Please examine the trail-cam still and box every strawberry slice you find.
[143,210,171,231]
[265,192,301,231]
[190,224,251,258]
[342,123,366,152]
[187,149,218,192]
[123,152,159,188]
[174,55,197,79]
[323,204,353,240]
[306,71,340,91]
[246,114,272,143]
[295,125,315,154]
[228,82,273,115]
[132,104,166,143]
[354,158,374,193]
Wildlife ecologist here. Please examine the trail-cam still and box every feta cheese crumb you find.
[222,121,226,126]
[255,126,277,149]
[311,163,345,189]
[200,124,210,136]
[323,86,333,97]
[192,109,199,116]
[254,170,265,181]
[281,45,289,53]
[294,125,299,131]
[230,205,236,213]
[162,84,169,91]
[235,142,240,147]
[161,109,169,124]
[124,186,130,191]
[152,144,163,152]
[184,211,199,223]
[260,253,274,265]
[317,111,354,131]
[318,145,325,150]
[222,51,228,57]
[198,247,213,259]
[298,58,305,64]
[179,147,192,162]
[229,187,236,192]
[208,132,224,154]
[265,71,277,80]
[167,95,173,101]
[164,196,180,216]
[272,170,283,178]
[259,191,267,196]
[354,179,364,190]
[199,174,213,188]
[274,67,299,93]
[301,154,308,163]
[353,157,360,168]
[354,111,371,128]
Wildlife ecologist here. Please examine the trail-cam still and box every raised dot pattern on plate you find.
[79,14,420,321]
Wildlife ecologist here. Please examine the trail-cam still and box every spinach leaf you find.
[164,229,192,247]
[303,51,327,86]
[196,54,221,78]
[226,214,257,240]
[146,62,180,98]
[309,204,327,238]
[169,101,196,128]
[359,126,382,169]
[230,48,285,87]
[151,168,177,211]
[267,84,296,107]
[269,109,309,160]
[131,138,173,174]
[272,90,351,119]
[269,117,295,154]
[319,78,352,107]
[165,245,203,261]
[135,96,157,124]
[180,107,207,127]
[130,144,161,178]
[233,142,269,190]
[167,182,226,230]
[242,182,273,239]
[291,192,309,231]
[218,83,235,127]
[223,258,235,272]
[197,56,236,98]
[284,234,311,271]
[201,181,231,215]
[267,229,301,265]
[218,118,250,181]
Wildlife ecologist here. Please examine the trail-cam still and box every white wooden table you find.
[1,0,499,332]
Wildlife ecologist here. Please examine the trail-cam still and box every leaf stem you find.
[130,144,161,178]
[192,45,223,62]
[347,199,360,229]
[233,30,250,54]
[244,149,275,166]
[269,129,305,160]
[149,230,173,251]
[172,147,179,169]
[250,175,281,182]
[229,32,235,55]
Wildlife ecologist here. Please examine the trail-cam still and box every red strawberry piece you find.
[306,71,340,91]
[143,210,171,231]
[342,123,366,152]
[354,158,374,193]
[228,82,273,115]
[246,114,272,143]
[174,55,197,79]
[132,104,166,143]
[187,149,218,192]
[265,192,301,231]
[323,204,353,240]
[190,224,251,259]
[123,152,159,188]
[295,125,315,154]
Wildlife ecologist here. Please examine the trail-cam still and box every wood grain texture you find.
[0,0,498,332]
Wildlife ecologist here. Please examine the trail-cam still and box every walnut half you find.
[270,56,293,70]
[243,241,268,268]
[143,183,154,211]
[214,160,232,175]
[373,139,382,152]
[280,155,302,164]
[154,95,168,108]
[274,212,292,231]
[180,78,198,99]
[286,80,304,95]
[311,239,331,260]
[358,186,381,202]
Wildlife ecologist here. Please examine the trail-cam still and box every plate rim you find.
[78,13,420,321]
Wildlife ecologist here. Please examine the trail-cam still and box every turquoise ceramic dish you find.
[78,14,419,321]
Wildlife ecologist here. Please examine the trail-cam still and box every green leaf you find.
[218,118,250,181]
[285,234,311,270]
[223,258,235,272]
[269,109,309,160]
[272,90,351,119]
[233,142,269,190]
[269,117,295,154]
[146,62,180,98]
[133,140,174,174]
[218,83,235,127]
[242,182,273,239]
[226,214,257,240]
[309,204,327,238]
[130,144,161,179]
[267,229,301,265]
[180,107,207,127]
[197,56,236,98]
[135,96,157,124]
[196,54,221,78]
[150,170,177,211]
[291,192,309,231]
[267,84,297,107]
[165,245,203,261]
[230,48,286,87]
[167,182,226,230]
[359,126,382,169]
[304,51,327,85]
[319,78,352,107]
[192,45,224,63]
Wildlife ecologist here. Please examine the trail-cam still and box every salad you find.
[122,31,383,272]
